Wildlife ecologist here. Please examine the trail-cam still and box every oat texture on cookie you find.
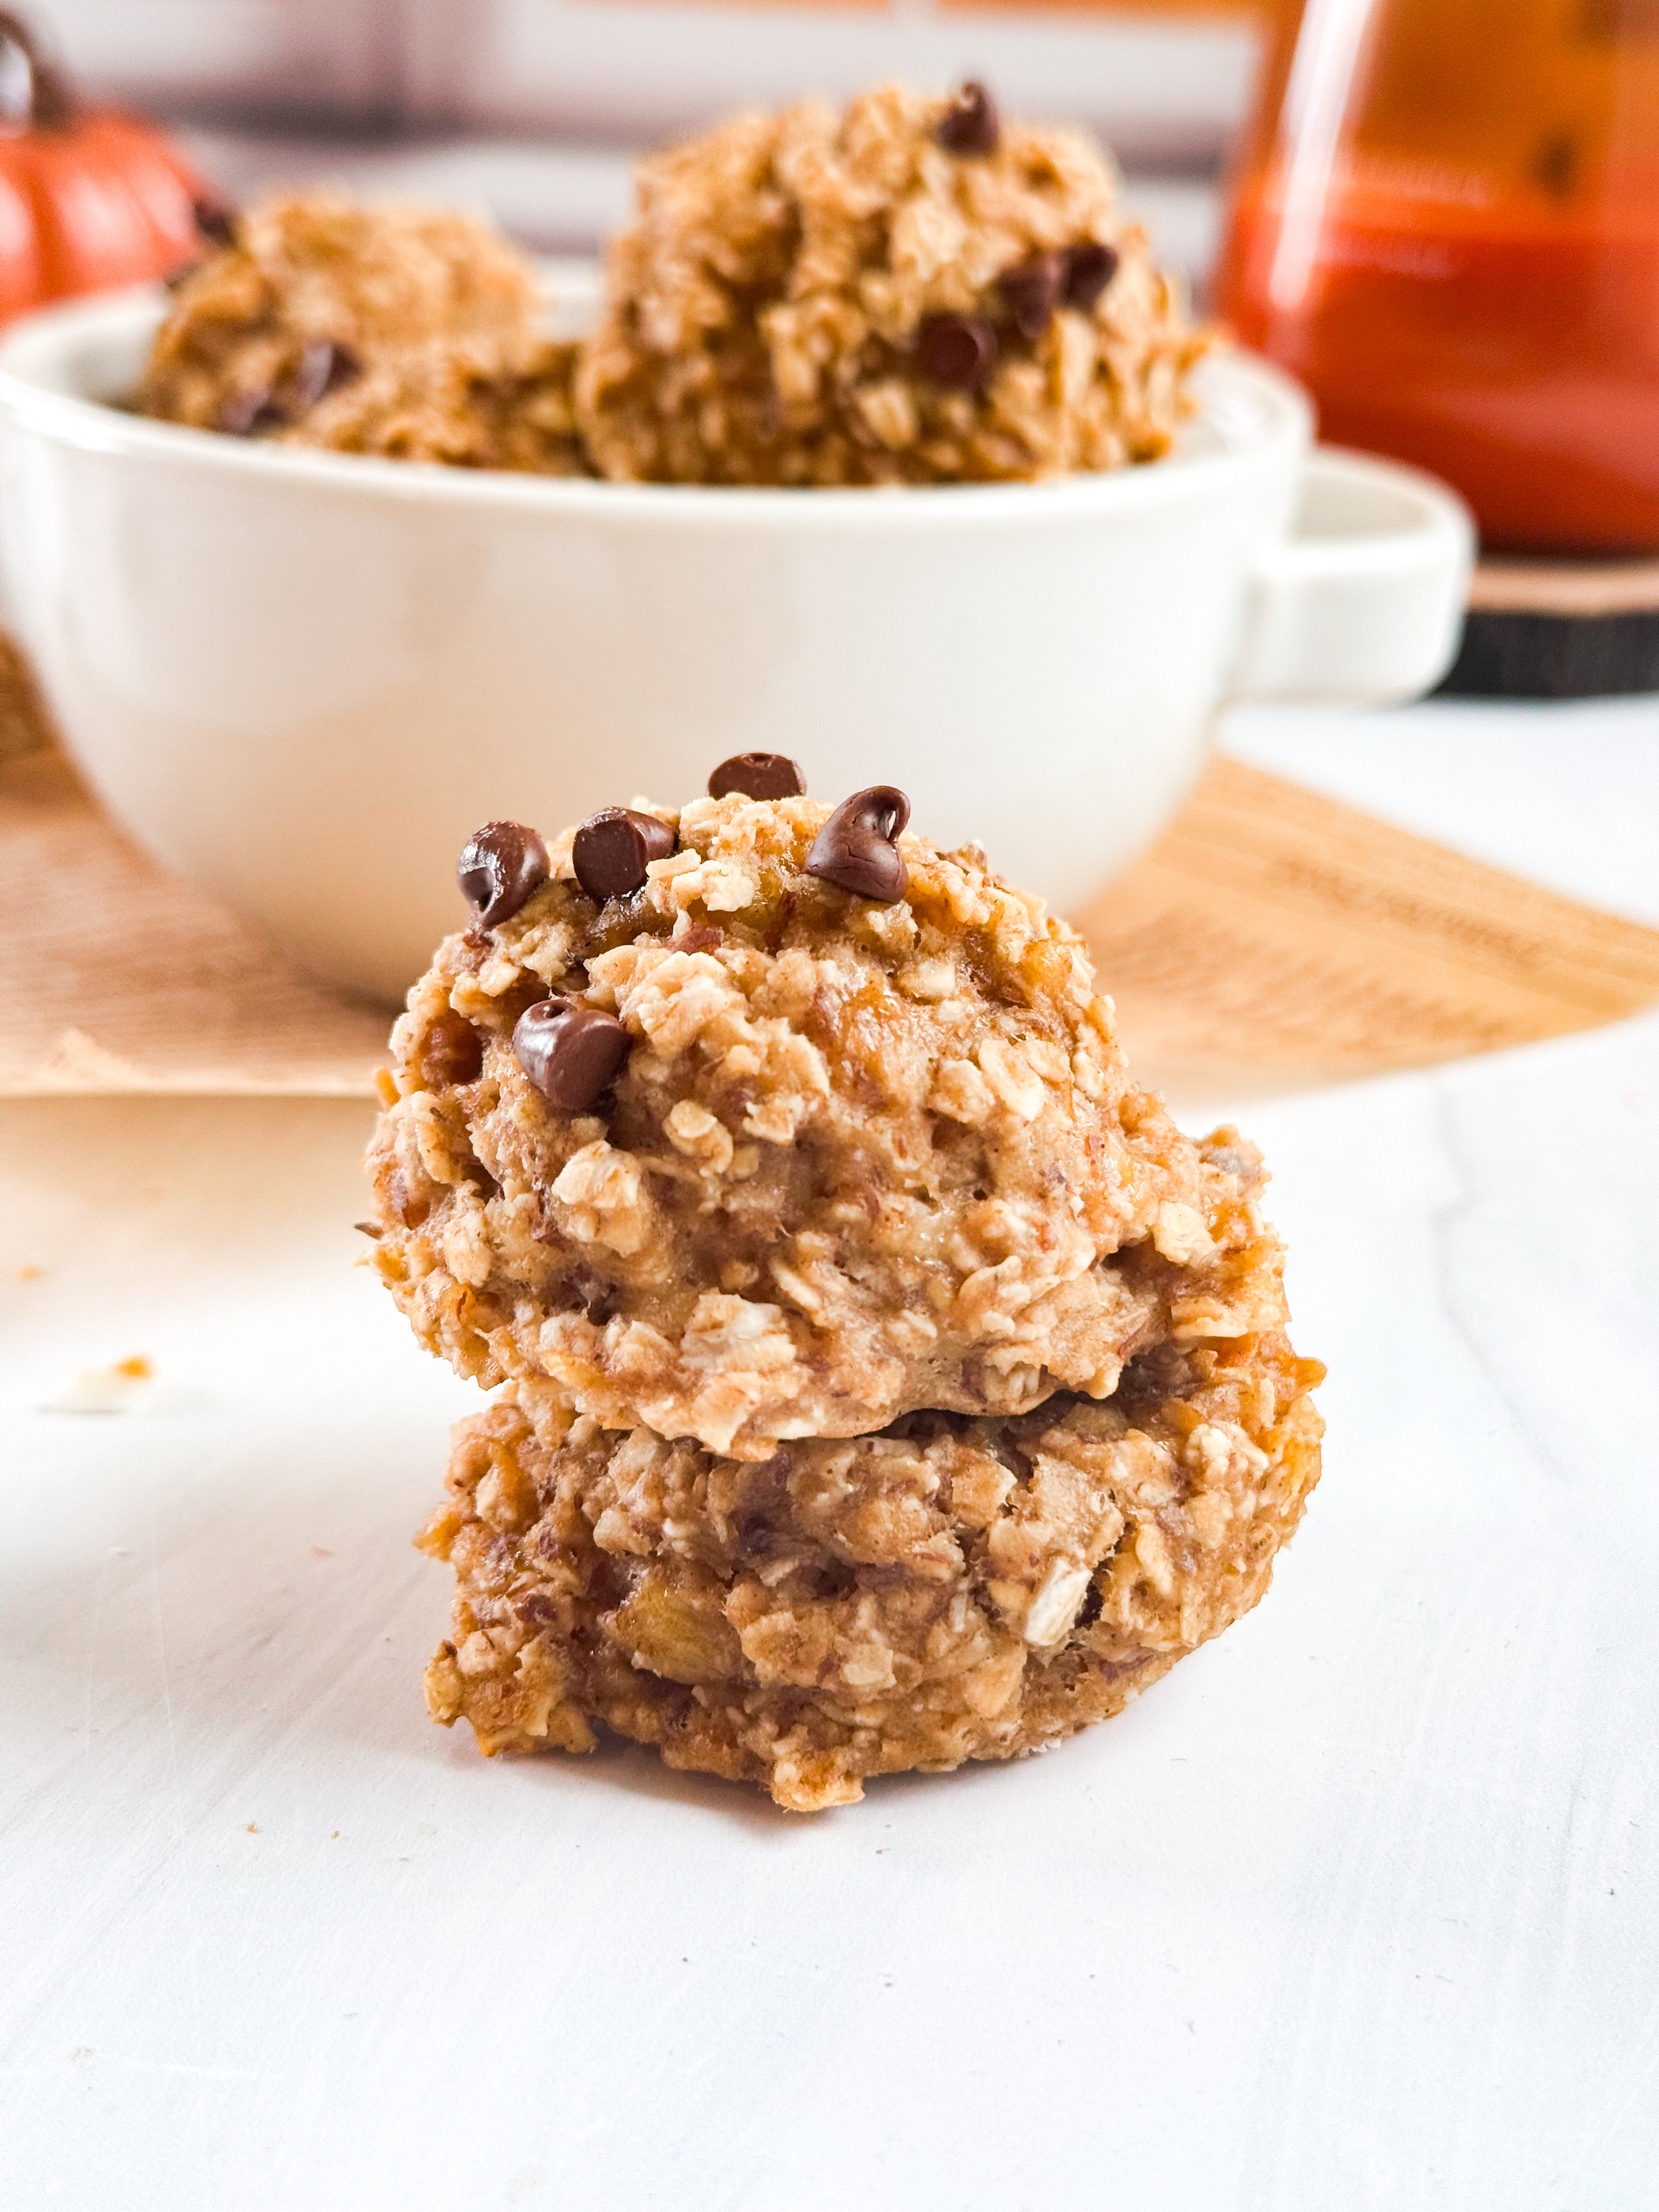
[574,81,1206,485]
[141,194,585,472]
[368,786,1276,1459]
[374,769,1322,1809]
[142,83,1204,491]
[418,1315,1323,1811]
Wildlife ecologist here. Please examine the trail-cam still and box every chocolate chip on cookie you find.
[216,384,286,437]
[916,313,998,392]
[512,998,630,1111]
[572,808,677,901]
[805,786,911,904]
[456,820,551,928]
[708,752,805,801]
[289,338,362,411]
[998,253,1064,342]
[221,341,359,432]
[935,81,1000,157]
[165,196,239,287]
[558,90,1199,489]
[1062,241,1121,312]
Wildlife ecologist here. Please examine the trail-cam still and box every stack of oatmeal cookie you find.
[366,757,1322,1809]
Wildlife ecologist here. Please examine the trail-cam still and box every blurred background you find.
[6,0,1657,679]
[14,0,1296,281]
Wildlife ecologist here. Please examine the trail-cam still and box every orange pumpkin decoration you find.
[0,9,217,321]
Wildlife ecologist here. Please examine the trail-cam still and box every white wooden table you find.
[3,696,1656,2211]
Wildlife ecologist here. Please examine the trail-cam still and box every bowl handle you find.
[1230,446,1475,704]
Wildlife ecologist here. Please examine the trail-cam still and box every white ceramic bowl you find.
[0,284,1471,1002]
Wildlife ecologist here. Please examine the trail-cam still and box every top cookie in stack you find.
[368,763,1283,1461]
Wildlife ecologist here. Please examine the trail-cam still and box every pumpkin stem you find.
[0,10,77,133]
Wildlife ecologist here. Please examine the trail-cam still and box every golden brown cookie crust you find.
[368,793,1282,1455]
[418,1312,1323,1810]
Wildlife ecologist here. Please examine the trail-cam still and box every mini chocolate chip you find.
[513,998,630,1112]
[192,197,238,250]
[936,81,1000,157]
[915,313,998,392]
[456,820,550,928]
[805,786,911,904]
[289,338,362,411]
[572,808,676,901]
[998,253,1064,342]
[353,1220,382,1239]
[216,385,285,437]
[708,752,805,801]
[1062,240,1120,312]
[418,1008,484,1090]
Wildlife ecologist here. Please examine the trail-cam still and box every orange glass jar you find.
[1214,0,1659,554]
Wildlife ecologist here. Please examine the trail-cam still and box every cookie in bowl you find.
[577,80,1206,485]
[141,192,585,472]
[139,81,1204,490]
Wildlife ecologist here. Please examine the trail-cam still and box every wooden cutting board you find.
[4,716,1657,1102]
[1076,755,1659,1090]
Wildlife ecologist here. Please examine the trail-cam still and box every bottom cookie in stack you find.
[416,1243,1323,1812]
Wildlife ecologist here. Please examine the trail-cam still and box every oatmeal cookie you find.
[417,1307,1324,1809]
[140,193,585,471]
[368,780,1277,1456]
[575,81,1205,486]
[270,337,586,472]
